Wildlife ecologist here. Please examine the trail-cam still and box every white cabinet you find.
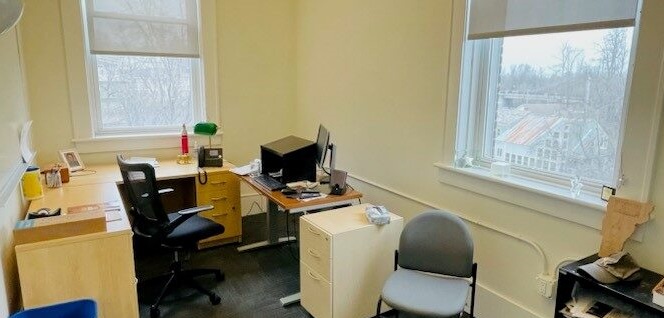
[300,203,403,318]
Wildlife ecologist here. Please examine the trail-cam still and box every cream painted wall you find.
[21,0,297,167]
[0,28,30,315]
[217,0,297,164]
[295,1,664,317]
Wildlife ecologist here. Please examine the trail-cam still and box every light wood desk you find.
[15,160,241,318]
[238,175,363,306]
[65,160,242,248]
[17,182,138,318]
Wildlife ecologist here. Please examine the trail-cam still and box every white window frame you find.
[437,0,663,231]
[60,0,221,153]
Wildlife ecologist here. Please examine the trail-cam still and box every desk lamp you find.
[194,122,218,148]
[194,122,223,167]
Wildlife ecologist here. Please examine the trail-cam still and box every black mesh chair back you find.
[117,155,169,236]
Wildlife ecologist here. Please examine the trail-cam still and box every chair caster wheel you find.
[215,272,225,281]
[150,306,160,318]
[210,294,221,305]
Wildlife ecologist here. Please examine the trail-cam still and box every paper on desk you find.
[127,157,159,167]
[299,193,328,202]
[106,211,122,222]
[230,164,257,176]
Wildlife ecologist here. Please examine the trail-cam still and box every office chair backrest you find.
[116,155,170,232]
[398,210,473,277]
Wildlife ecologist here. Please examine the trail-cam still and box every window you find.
[455,0,638,193]
[83,0,204,136]
[437,0,664,227]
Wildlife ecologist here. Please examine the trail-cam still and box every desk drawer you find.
[199,205,241,238]
[300,219,331,281]
[197,191,231,207]
[300,262,332,318]
[197,172,235,194]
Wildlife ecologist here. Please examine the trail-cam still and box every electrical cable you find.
[285,211,299,261]
[243,200,265,217]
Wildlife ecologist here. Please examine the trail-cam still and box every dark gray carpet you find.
[134,212,469,318]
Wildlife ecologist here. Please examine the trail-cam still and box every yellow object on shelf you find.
[21,166,43,200]
[177,154,192,165]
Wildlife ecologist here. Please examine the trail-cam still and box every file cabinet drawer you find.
[300,262,332,318]
[300,219,331,280]
[199,205,241,239]
[197,191,230,207]
[197,173,234,193]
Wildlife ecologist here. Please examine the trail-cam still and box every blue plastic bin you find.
[9,299,97,318]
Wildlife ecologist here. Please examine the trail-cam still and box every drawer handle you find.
[307,270,321,281]
[211,197,227,202]
[307,227,321,236]
[307,248,321,258]
[210,181,226,185]
[212,212,228,217]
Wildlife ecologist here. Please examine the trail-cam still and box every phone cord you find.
[197,168,208,184]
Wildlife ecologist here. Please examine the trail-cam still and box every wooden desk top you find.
[28,183,130,233]
[63,159,235,187]
[240,175,363,211]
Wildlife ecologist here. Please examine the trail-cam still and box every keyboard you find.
[252,174,287,191]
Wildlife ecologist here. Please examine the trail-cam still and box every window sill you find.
[434,162,646,241]
[73,132,223,154]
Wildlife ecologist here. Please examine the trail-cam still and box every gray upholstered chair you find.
[376,210,477,318]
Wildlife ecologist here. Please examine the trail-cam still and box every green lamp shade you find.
[194,122,218,136]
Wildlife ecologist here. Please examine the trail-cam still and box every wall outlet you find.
[536,274,556,298]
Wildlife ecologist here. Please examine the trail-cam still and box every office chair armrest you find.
[158,188,174,195]
[161,205,215,234]
[177,205,214,215]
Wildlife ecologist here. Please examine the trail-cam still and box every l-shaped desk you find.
[16,159,363,315]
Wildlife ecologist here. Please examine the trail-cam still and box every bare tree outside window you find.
[96,55,197,130]
[492,28,633,186]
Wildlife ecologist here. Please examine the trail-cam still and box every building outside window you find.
[450,0,643,201]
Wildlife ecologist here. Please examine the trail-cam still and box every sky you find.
[501,27,634,73]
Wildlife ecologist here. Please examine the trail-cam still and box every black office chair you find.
[117,155,225,318]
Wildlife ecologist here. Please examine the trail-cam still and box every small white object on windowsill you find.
[490,161,511,178]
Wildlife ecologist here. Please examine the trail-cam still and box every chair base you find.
[145,263,224,318]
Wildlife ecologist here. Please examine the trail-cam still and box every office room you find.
[1,0,664,317]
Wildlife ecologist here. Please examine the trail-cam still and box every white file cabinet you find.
[300,203,403,318]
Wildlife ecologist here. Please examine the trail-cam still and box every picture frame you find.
[59,149,85,172]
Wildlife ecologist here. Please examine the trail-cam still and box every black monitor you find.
[316,125,330,167]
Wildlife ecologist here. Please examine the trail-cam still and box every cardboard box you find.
[14,211,107,245]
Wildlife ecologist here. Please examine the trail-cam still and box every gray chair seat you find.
[382,268,470,317]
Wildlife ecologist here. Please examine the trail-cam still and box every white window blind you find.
[85,0,199,57]
[467,0,638,39]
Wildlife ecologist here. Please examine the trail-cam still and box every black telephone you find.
[197,146,223,185]
[198,146,223,168]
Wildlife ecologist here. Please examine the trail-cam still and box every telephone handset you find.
[197,146,223,184]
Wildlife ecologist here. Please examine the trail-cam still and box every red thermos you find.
[181,124,189,154]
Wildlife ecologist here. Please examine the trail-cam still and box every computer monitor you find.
[315,124,337,174]
[316,125,330,167]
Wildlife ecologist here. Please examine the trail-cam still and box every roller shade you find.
[467,0,638,40]
[85,0,199,58]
